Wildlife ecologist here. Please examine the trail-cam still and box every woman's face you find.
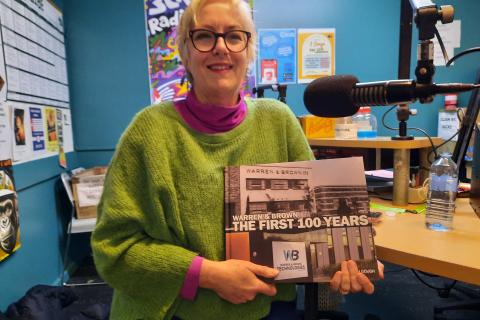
[186,1,249,105]
[15,116,22,127]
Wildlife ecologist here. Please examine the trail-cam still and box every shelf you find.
[70,217,96,233]
[308,136,443,149]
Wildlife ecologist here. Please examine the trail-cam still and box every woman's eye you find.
[195,33,213,41]
[228,34,242,41]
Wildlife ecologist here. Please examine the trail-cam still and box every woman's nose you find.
[213,36,229,55]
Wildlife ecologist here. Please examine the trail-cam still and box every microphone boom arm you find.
[394,0,454,140]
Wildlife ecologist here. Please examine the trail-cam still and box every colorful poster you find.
[0,104,12,161]
[13,108,26,146]
[56,108,66,168]
[12,105,31,162]
[0,159,21,262]
[298,29,336,84]
[29,107,45,152]
[258,29,296,84]
[44,107,58,152]
[144,0,256,101]
[239,1,256,97]
[145,0,190,103]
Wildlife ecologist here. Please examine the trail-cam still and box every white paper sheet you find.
[433,20,461,66]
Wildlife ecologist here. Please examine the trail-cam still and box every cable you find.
[380,103,468,164]
[426,131,459,164]
[411,269,457,298]
[381,106,398,131]
[434,27,449,64]
[385,267,408,273]
[380,105,439,159]
[446,47,480,66]
[408,126,438,156]
[424,108,465,163]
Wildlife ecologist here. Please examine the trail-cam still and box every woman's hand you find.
[199,259,278,304]
[330,260,385,295]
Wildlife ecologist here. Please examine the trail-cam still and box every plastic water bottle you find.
[425,153,458,231]
[352,107,377,138]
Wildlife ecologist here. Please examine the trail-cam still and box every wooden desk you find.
[374,198,480,285]
[308,137,443,205]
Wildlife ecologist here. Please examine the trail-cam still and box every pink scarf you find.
[174,90,247,134]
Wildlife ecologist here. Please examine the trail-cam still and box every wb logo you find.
[283,250,300,261]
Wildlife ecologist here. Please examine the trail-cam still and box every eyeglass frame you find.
[188,29,252,53]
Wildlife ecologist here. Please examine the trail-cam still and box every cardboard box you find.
[298,115,336,138]
[72,167,107,219]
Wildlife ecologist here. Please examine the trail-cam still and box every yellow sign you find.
[298,28,335,83]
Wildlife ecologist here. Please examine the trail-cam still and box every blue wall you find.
[254,0,480,136]
[65,0,480,163]
[2,0,479,311]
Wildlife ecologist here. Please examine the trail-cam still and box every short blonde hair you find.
[176,0,256,79]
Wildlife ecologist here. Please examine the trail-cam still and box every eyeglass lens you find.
[191,30,249,52]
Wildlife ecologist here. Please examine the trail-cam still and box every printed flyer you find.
[298,28,335,84]
[44,107,58,152]
[56,108,66,168]
[0,103,12,161]
[258,29,296,84]
[29,107,45,152]
[12,105,31,162]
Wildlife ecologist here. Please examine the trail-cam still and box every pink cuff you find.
[180,255,204,300]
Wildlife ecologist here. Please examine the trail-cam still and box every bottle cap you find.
[444,94,457,106]
[358,106,371,113]
[444,94,458,111]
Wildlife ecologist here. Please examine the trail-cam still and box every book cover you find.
[225,157,378,283]
[0,159,21,262]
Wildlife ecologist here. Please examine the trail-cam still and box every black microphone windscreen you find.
[303,75,360,118]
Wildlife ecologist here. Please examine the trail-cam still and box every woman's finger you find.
[377,260,385,279]
[340,261,350,293]
[347,260,362,292]
[247,262,279,279]
[257,282,277,297]
[357,273,375,294]
[330,270,342,291]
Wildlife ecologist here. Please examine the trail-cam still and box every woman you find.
[91,0,383,319]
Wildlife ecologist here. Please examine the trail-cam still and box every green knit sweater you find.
[91,98,314,319]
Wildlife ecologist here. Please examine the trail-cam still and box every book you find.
[225,157,378,283]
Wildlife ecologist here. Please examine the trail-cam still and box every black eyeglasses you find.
[189,29,251,53]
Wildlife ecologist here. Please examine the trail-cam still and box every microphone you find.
[303,75,480,118]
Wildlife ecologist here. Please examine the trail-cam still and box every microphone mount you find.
[252,84,288,103]
[394,0,454,140]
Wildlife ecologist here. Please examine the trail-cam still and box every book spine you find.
[224,166,231,260]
